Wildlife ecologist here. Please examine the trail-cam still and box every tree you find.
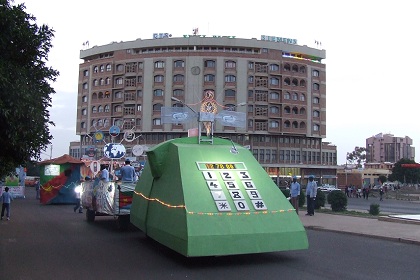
[346,146,366,168]
[389,159,420,184]
[0,1,59,178]
[378,175,387,185]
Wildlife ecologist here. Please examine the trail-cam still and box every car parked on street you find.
[318,184,339,192]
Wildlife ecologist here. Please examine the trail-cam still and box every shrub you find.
[327,190,347,212]
[315,189,326,209]
[280,188,290,198]
[369,203,380,215]
[299,189,305,207]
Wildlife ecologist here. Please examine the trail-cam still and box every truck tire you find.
[117,215,130,231]
[86,209,96,222]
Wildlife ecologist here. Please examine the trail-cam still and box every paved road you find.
[1,188,420,280]
[343,194,420,214]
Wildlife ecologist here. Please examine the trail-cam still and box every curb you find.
[304,225,420,246]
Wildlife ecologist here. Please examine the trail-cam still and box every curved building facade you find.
[75,36,337,184]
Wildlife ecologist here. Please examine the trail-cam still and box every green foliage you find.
[390,159,420,184]
[299,189,305,207]
[369,203,380,215]
[280,188,290,198]
[327,190,347,212]
[315,189,325,209]
[0,1,59,177]
[346,146,366,168]
[378,175,387,185]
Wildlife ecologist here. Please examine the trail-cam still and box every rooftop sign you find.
[261,35,297,45]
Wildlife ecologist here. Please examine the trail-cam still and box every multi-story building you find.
[366,133,415,163]
[72,35,338,185]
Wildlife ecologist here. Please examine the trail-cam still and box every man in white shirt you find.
[305,175,317,216]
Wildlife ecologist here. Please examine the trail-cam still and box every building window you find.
[270,106,279,114]
[100,65,104,72]
[137,90,143,98]
[270,92,279,100]
[137,104,142,111]
[173,74,184,82]
[313,97,320,104]
[225,60,236,69]
[313,83,320,90]
[284,92,290,100]
[284,106,291,114]
[248,62,254,70]
[299,80,306,87]
[270,77,280,86]
[313,124,320,131]
[225,89,236,97]
[81,122,86,129]
[153,118,161,125]
[154,75,164,82]
[116,78,123,85]
[154,89,164,97]
[225,75,236,82]
[292,78,298,86]
[93,66,98,73]
[248,76,254,84]
[154,61,165,69]
[313,70,319,77]
[173,89,184,96]
[300,94,305,101]
[106,64,112,71]
[270,120,279,128]
[82,96,87,102]
[114,91,123,99]
[174,60,184,68]
[116,64,124,72]
[292,65,298,72]
[205,60,215,68]
[83,70,89,76]
[204,74,215,82]
[283,64,290,71]
[81,108,87,115]
[104,105,110,112]
[284,120,291,128]
[115,105,122,112]
[137,76,143,83]
[284,78,290,86]
[153,103,162,111]
[292,92,298,100]
[313,110,320,117]
[292,121,298,128]
[269,64,279,71]
[98,105,103,113]
[100,78,104,85]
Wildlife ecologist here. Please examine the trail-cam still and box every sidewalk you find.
[299,211,420,245]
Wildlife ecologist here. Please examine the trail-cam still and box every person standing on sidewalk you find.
[305,175,317,216]
[1,187,14,220]
[34,179,40,199]
[290,176,300,214]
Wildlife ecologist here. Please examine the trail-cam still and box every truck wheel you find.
[86,209,95,222]
[117,215,130,231]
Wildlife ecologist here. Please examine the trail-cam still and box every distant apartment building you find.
[366,133,415,163]
[71,34,338,184]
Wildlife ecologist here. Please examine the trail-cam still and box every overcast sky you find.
[15,0,420,164]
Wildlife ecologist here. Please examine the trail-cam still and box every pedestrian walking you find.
[73,184,83,213]
[290,176,300,214]
[305,175,317,216]
[1,187,14,220]
[34,179,40,199]
[379,188,384,201]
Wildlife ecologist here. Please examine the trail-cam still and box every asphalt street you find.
[1,187,420,280]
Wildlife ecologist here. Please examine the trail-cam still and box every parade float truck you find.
[130,136,309,257]
[80,140,137,230]
[81,179,136,230]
